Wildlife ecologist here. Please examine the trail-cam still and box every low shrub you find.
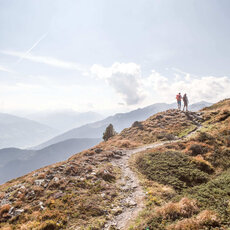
[196,132,215,144]
[137,151,209,191]
[132,121,144,130]
[208,148,230,170]
[185,169,230,225]
[39,220,59,230]
[188,144,209,156]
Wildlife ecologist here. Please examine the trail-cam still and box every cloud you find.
[91,63,230,106]
[143,70,230,103]
[1,50,86,72]
[91,62,145,105]
[0,65,15,74]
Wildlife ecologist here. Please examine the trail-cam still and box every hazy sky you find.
[0,0,230,115]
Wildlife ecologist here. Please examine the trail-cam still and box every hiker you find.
[183,93,189,112]
[176,93,182,110]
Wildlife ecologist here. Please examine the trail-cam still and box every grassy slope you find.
[0,100,229,229]
[131,99,230,229]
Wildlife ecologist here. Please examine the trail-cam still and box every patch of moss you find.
[184,169,230,226]
[137,151,209,191]
[178,125,197,138]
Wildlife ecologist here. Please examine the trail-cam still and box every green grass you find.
[178,124,197,138]
[137,151,209,191]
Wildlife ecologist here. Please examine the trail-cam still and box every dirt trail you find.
[104,125,202,230]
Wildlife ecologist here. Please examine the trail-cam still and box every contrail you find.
[172,68,197,78]
[17,32,48,63]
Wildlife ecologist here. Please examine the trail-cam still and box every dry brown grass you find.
[97,137,140,150]
[155,197,199,220]
[192,155,214,174]
[0,204,11,218]
[1,226,13,230]
[167,210,219,230]
[0,192,5,199]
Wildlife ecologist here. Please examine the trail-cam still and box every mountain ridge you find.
[34,101,212,150]
[27,110,104,132]
[0,137,101,185]
[0,113,58,149]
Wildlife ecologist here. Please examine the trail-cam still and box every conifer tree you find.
[103,124,116,141]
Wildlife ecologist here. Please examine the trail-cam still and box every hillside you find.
[0,138,101,185]
[0,100,228,229]
[28,110,103,132]
[0,113,58,149]
[35,101,211,150]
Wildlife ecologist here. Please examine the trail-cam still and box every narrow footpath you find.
[104,124,202,230]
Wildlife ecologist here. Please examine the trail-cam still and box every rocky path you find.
[104,124,202,230]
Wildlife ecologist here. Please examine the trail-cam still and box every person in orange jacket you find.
[176,93,182,110]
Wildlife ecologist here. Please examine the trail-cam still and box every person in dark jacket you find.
[183,93,189,111]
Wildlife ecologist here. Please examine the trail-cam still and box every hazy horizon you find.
[0,0,230,116]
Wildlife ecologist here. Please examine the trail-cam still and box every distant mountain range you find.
[0,113,58,149]
[0,101,211,184]
[35,101,212,149]
[0,138,101,184]
[27,110,104,132]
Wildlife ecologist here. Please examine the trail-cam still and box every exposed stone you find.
[39,201,45,210]
[14,209,24,216]
[111,207,123,216]
[34,179,45,186]
[97,169,115,182]
[53,192,63,199]
[95,148,103,154]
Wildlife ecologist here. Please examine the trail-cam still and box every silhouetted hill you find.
[0,138,101,184]
[0,113,58,149]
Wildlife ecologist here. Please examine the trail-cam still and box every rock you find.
[53,192,63,199]
[111,207,122,216]
[156,115,163,119]
[46,174,54,180]
[165,134,176,140]
[20,185,26,191]
[113,150,123,156]
[32,173,38,177]
[34,179,45,186]
[26,190,35,200]
[8,207,14,215]
[14,209,24,216]
[53,177,59,182]
[95,148,103,154]
[112,154,122,159]
[39,201,45,210]
[86,175,93,179]
[97,169,115,182]
[0,198,10,206]
[126,200,137,207]
[101,193,106,198]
